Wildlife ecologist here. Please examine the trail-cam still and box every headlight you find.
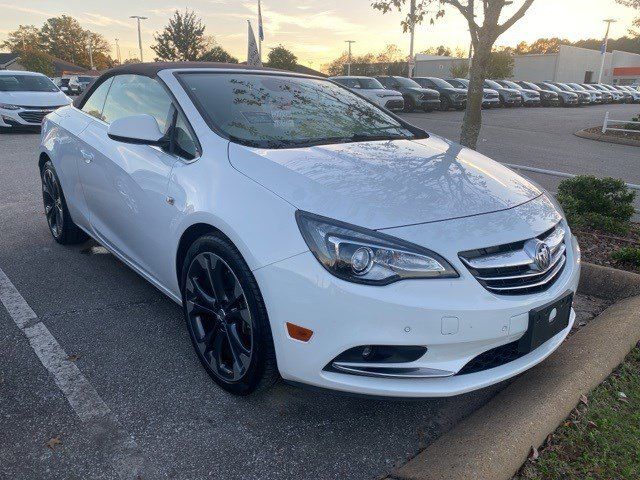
[0,103,20,110]
[295,211,458,285]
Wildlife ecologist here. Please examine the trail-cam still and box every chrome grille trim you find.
[459,223,568,295]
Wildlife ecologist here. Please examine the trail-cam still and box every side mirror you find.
[107,114,166,146]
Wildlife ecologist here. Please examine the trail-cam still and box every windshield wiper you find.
[349,133,410,142]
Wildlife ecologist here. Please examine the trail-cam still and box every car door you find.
[76,74,187,283]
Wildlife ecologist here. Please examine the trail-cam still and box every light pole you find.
[115,38,121,64]
[130,15,148,62]
[345,40,355,75]
[408,0,416,77]
[87,35,95,70]
[598,18,616,83]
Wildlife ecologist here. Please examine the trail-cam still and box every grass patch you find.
[515,347,640,480]
[611,247,640,267]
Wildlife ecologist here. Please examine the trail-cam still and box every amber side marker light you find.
[286,322,314,342]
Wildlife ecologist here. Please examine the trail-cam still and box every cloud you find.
[81,13,131,28]
[0,3,55,17]
[216,2,365,36]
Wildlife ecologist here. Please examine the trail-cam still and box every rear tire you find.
[181,234,279,395]
[41,161,87,245]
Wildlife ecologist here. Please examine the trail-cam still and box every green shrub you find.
[626,114,640,132]
[611,247,640,266]
[557,176,636,234]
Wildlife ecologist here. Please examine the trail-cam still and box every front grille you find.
[457,340,524,375]
[421,93,439,100]
[17,104,66,110]
[385,99,404,109]
[459,223,567,295]
[18,110,52,124]
[483,93,498,99]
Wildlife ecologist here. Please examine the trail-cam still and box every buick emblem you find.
[525,239,552,271]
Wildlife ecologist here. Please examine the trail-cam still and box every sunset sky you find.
[0,0,635,70]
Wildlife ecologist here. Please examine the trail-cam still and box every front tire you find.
[440,96,451,111]
[403,96,415,113]
[41,161,87,245]
[181,234,278,395]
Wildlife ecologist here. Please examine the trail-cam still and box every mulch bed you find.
[574,226,640,275]
[583,126,640,141]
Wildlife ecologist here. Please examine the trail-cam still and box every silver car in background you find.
[330,76,404,112]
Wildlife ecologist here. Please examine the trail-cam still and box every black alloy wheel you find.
[440,96,451,111]
[403,96,415,113]
[41,161,86,245]
[181,234,278,395]
[42,168,64,239]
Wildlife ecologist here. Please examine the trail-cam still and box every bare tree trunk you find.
[459,42,490,149]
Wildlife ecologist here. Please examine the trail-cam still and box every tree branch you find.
[497,0,535,34]
[441,0,479,29]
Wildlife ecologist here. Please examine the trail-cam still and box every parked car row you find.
[52,74,98,95]
[330,74,639,113]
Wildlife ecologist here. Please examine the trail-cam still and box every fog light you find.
[351,247,373,274]
[361,346,373,359]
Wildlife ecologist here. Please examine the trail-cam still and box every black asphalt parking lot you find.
[401,103,640,207]
[0,105,626,479]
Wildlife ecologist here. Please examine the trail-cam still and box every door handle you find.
[80,150,94,164]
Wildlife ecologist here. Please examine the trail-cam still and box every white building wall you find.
[413,55,457,77]
[555,45,612,83]
[510,54,557,81]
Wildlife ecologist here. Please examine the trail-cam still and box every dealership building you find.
[414,45,640,85]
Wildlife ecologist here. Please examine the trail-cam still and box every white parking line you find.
[0,267,111,421]
[0,266,150,478]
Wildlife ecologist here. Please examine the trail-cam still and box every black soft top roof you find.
[73,61,286,108]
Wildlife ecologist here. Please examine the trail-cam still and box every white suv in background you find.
[330,76,405,111]
[0,71,71,131]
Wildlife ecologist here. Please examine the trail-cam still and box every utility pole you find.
[115,38,121,64]
[345,40,355,75]
[130,15,148,62]
[598,18,616,83]
[87,35,95,70]
[408,0,416,77]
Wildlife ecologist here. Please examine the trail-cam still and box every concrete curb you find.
[574,128,640,147]
[388,262,640,480]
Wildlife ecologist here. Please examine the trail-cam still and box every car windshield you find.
[358,78,384,89]
[393,77,421,88]
[445,78,467,88]
[484,79,503,89]
[179,73,420,149]
[541,83,561,92]
[522,82,541,91]
[568,83,586,91]
[500,80,521,89]
[78,76,94,83]
[425,77,454,88]
[0,74,59,92]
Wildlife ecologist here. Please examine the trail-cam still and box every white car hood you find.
[228,135,542,229]
[0,90,70,107]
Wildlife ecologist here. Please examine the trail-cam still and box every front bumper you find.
[0,106,60,129]
[542,97,560,106]
[482,98,500,107]
[384,98,405,111]
[503,97,523,106]
[418,98,442,109]
[256,226,581,397]
[522,97,541,106]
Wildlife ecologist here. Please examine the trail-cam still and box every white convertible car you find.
[39,63,580,397]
